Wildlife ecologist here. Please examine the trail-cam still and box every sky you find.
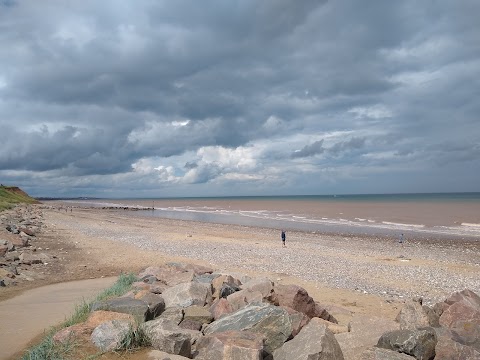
[0,1,479,198]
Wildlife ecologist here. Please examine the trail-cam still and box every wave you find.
[462,223,480,228]
[381,221,425,228]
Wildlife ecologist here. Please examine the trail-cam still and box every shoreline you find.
[52,198,480,240]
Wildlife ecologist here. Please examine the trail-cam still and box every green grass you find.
[0,185,37,211]
[20,336,78,360]
[118,325,150,351]
[21,272,138,360]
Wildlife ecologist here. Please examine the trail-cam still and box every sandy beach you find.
[5,204,478,305]
[2,204,480,358]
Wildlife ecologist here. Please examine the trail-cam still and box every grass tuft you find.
[119,325,151,350]
[21,333,77,360]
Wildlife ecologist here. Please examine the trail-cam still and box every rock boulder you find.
[273,318,345,360]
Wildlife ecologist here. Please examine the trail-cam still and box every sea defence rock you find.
[370,288,480,360]
[139,265,196,287]
[179,319,203,331]
[194,330,264,360]
[53,310,136,344]
[91,297,151,322]
[397,299,439,330]
[142,318,202,357]
[439,297,480,329]
[161,281,213,308]
[157,306,185,325]
[147,350,191,359]
[0,204,69,288]
[437,289,480,354]
[360,347,416,359]
[273,318,345,360]
[90,319,132,352]
[240,277,275,302]
[377,327,437,360]
[193,273,221,285]
[282,306,310,338]
[272,284,337,323]
[212,274,242,299]
[203,303,292,354]
[434,327,480,359]
[133,291,166,318]
[183,305,214,324]
[444,289,480,308]
[65,263,479,360]
[226,288,264,311]
[209,298,234,320]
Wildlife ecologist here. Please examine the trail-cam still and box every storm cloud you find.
[0,0,479,197]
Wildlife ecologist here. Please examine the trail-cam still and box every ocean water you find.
[63,193,480,239]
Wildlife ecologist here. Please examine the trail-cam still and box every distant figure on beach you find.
[281,230,286,247]
[399,233,404,244]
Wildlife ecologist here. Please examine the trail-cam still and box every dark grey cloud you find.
[0,0,15,7]
[0,119,137,175]
[329,137,366,156]
[0,0,479,196]
[292,140,325,158]
[184,162,198,170]
[291,137,367,159]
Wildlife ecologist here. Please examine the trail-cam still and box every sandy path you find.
[0,277,116,360]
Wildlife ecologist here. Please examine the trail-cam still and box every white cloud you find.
[154,165,178,182]
[53,17,96,47]
[381,36,456,63]
[197,146,257,170]
[221,173,265,181]
[389,70,440,87]
[131,158,180,183]
[348,105,393,119]
[362,151,398,160]
[0,76,6,89]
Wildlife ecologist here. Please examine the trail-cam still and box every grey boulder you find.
[204,303,292,353]
[194,330,265,360]
[90,319,131,352]
[377,327,437,360]
[273,318,344,360]
[162,282,212,308]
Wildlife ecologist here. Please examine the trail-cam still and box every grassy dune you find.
[0,185,38,211]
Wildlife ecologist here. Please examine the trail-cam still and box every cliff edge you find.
[0,185,39,211]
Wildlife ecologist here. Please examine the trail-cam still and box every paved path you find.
[0,277,116,360]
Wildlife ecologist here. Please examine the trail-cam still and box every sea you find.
[61,193,480,240]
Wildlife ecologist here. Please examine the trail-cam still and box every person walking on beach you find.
[281,230,286,247]
[399,233,404,244]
